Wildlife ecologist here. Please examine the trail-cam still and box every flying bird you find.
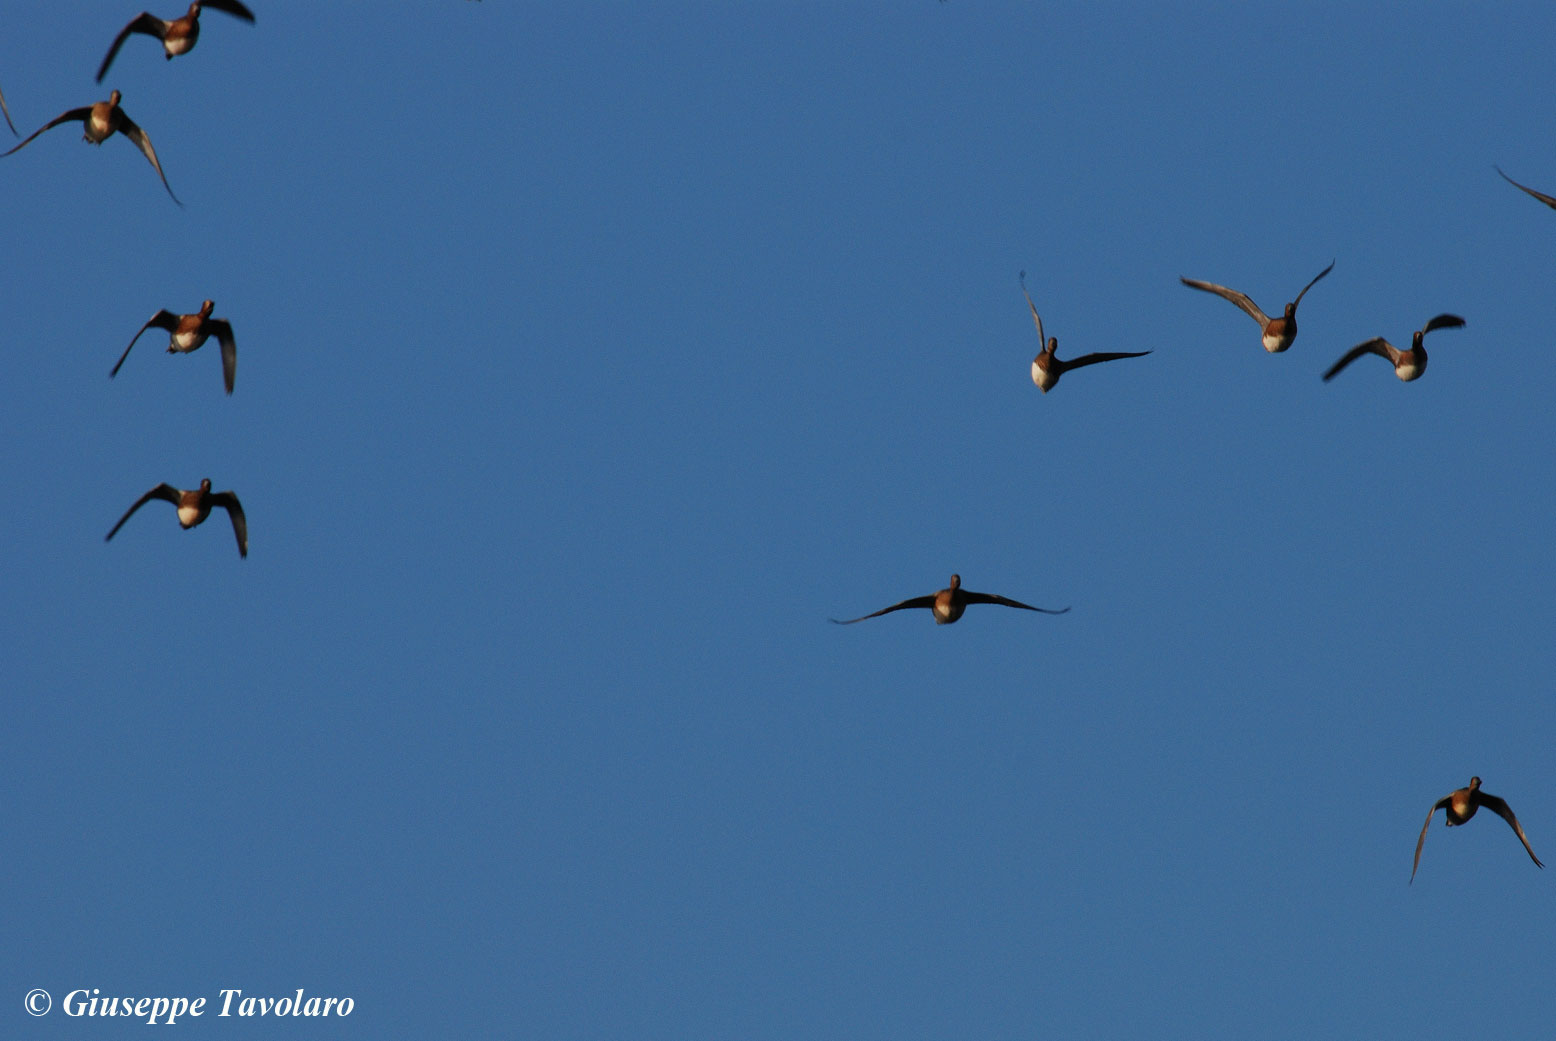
[831,573,1069,625]
[1020,272,1150,392]
[106,478,247,558]
[1322,314,1465,383]
[111,299,237,394]
[1179,260,1334,353]
[1,90,180,204]
[97,0,256,82]
[1495,166,1556,211]
[0,83,16,136]
[1412,776,1543,884]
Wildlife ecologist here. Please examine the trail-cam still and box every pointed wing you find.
[110,309,180,378]
[96,13,165,82]
[1411,797,1449,884]
[116,111,181,206]
[209,491,248,558]
[1,107,91,158]
[961,591,1070,615]
[105,483,181,542]
[1018,271,1044,348]
[829,594,936,624]
[1421,314,1466,337]
[1478,793,1544,869]
[208,318,237,394]
[1496,166,1556,211]
[1179,277,1270,326]
[204,0,257,22]
[1059,350,1152,373]
[1322,338,1394,382]
[0,83,16,136]
[1291,259,1336,308]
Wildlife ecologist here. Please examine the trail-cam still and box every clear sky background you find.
[6,2,1556,1037]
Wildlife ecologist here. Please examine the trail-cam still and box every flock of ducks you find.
[829,177,1555,885]
[7,6,1543,885]
[2,2,254,205]
[3,3,254,558]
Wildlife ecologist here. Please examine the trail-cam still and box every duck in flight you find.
[106,478,247,558]
[1322,314,1465,383]
[1,90,179,204]
[97,1,257,82]
[1021,272,1150,392]
[110,299,237,394]
[1179,260,1333,354]
[1412,776,1543,884]
[831,573,1069,625]
[1495,166,1556,210]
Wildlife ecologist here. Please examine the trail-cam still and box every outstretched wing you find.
[1292,259,1336,308]
[1179,277,1270,326]
[96,13,166,82]
[110,309,180,378]
[1478,793,1544,870]
[961,591,1070,615]
[204,0,258,21]
[1322,338,1393,382]
[209,491,248,558]
[1421,314,1466,337]
[1496,166,1556,211]
[209,318,237,394]
[0,83,16,136]
[1060,350,1152,373]
[1018,271,1044,348]
[1411,797,1448,884]
[830,594,936,624]
[116,111,181,206]
[105,483,181,542]
[1,106,91,158]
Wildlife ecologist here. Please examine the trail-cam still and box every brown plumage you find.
[106,478,247,558]
[831,573,1069,625]
[111,299,237,394]
[1021,272,1150,392]
[1,90,179,205]
[1412,776,1543,884]
[1322,314,1464,383]
[1180,260,1333,354]
[97,0,257,82]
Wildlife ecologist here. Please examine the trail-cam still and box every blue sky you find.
[7,2,1556,1037]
